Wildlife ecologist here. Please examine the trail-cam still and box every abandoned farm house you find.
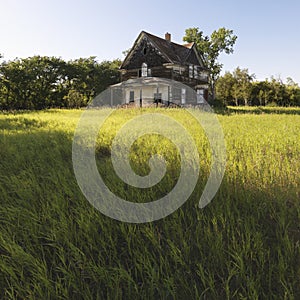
[108,31,209,107]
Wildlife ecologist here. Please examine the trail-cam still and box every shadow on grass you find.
[0,126,299,299]
[0,117,50,130]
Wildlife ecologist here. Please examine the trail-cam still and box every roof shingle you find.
[121,31,206,69]
[142,31,199,65]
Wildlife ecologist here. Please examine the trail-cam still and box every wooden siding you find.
[122,65,207,89]
[122,37,168,70]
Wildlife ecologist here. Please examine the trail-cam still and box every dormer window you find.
[141,63,148,77]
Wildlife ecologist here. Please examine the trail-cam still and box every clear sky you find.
[1,0,300,83]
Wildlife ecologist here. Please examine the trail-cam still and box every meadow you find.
[0,107,299,299]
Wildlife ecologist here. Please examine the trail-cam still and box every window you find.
[129,91,134,102]
[143,47,147,55]
[197,89,205,104]
[194,66,200,79]
[173,87,181,102]
[141,63,148,77]
[181,88,186,104]
[199,71,208,81]
[189,65,193,78]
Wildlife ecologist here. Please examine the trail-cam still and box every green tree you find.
[215,71,235,106]
[63,89,85,108]
[183,27,237,100]
[250,80,272,106]
[0,59,31,109]
[65,57,121,104]
[232,67,255,106]
[0,56,121,109]
[0,56,67,109]
[285,77,300,106]
[216,67,254,106]
[267,77,289,106]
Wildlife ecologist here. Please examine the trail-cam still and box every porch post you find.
[140,89,142,108]
[110,88,113,106]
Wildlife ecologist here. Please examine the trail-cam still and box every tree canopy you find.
[216,68,300,107]
[0,56,121,110]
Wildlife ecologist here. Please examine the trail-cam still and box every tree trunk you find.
[210,81,216,101]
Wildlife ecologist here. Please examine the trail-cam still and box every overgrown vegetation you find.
[0,108,299,299]
[0,56,121,110]
[216,67,300,107]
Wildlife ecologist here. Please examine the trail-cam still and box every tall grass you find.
[0,108,299,299]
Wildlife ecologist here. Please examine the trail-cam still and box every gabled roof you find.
[120,31,207,69]
[182,42,194,49]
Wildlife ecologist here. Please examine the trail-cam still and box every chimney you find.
[165,32,171,42]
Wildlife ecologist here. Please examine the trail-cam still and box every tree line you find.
[0,55,121,110]
[215,67,300,107]
[1,26,299,109]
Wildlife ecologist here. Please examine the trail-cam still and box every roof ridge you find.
[121,31,205,68]
[183,42,195,49]
[143,31,191,49]
[142,31,174,63]
[143,31,191,64]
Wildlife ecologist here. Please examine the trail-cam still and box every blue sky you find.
[1,0,300,83]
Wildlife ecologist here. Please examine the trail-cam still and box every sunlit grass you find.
[0,108,299,299]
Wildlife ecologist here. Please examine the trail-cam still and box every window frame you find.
[141,63,148,77]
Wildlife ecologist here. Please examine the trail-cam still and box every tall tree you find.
[215,71,235,106]
[251,81,271,106]
[183,27,237,100]
[232,67,255,106]
[286,77,300,106]
[216,67,254,106]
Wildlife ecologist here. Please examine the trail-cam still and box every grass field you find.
[0,107,299,299]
